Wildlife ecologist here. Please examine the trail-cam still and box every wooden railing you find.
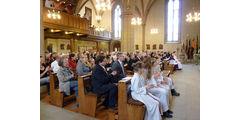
[89,27,112,39]
[43,7,90,34]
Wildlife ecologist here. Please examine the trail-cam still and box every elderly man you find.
[111,53,127,82]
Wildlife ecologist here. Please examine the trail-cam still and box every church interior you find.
[40,0,200,120]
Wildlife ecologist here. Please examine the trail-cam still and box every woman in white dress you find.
[143,57,173,118]
[131,62,162,120]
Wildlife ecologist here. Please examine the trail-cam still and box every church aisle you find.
[168,64,200,120]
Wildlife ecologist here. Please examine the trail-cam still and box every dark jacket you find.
[135,56,142,62]
[126,59,136,71]
[111,61,126,82]
[91,64,114,94]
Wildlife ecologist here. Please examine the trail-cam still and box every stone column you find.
[70,39,74,53]
[121,0,135,52]
[40,0,45,58]
[141,23,146,51]
[96,42,99,52]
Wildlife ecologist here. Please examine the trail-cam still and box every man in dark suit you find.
[111,53,126,82]
[135,52,142,62]
[91,55,118,110]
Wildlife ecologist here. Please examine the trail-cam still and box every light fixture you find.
[150,28,158,34]
[50,29,61,32]
[186,0,200,23]
[95,26,104,31]
[65,31,73,34]
[96,15,102,21]
[186,12,200,22]
[131,17,142,25]
[96,0,111,11]
[47,10,61,20]
[76,33,83,36]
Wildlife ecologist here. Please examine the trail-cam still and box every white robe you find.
[147,76,169,112]
[174,55,183,69]
[131,73,162,120]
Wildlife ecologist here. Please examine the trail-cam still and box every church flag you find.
[188,39,191,59]
[191,38,195,57]
[196,35,199,53]
[186,39,188,56]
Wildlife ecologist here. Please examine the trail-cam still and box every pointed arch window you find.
[114,5,121,39]
[166,0,181,43]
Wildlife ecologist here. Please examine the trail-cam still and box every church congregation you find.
[40,50,182,120]
[40,0,200,119]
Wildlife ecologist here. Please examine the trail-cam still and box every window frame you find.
[165,0,182,44]
[112,3,122,40]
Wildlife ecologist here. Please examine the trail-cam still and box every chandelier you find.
[96,15,102,21]
[96,0,111,11]
[47,9,61,19]
[150,28,158,34]
[186,12,200,22]
[131,17,142,25]
[95,26,104,31]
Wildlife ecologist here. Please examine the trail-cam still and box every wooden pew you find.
[78,74,107,117]
[164,60,174,74]
[49,73,76,107]
[118,77,146,120]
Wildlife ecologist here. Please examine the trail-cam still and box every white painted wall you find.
[134,0,200,52]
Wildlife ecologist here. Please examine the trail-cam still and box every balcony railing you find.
[43,7,90,34]
[89,27,112,39]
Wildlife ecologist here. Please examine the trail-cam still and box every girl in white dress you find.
[157,57,180,96]
[131,62,162,120]
[143,57,173,118]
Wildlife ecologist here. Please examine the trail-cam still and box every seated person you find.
[153,58,180,96]
[68,54,77,76]
[77,54,92,76]
[40,56,51,94]
[143,57,173,118]
[51,55,60,73]
[169,53,181,70]
[91,55,118,110]
[105,56,112,71]
[57,58,78,106]
[111,53,127,82]
[131,62,162,120]
[89,57,96,70]
[126,53,137,71]
[172,51,183,70]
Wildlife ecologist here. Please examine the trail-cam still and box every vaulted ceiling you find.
[135,0,157,24]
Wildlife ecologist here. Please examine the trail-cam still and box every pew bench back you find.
[118,77,145,120]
